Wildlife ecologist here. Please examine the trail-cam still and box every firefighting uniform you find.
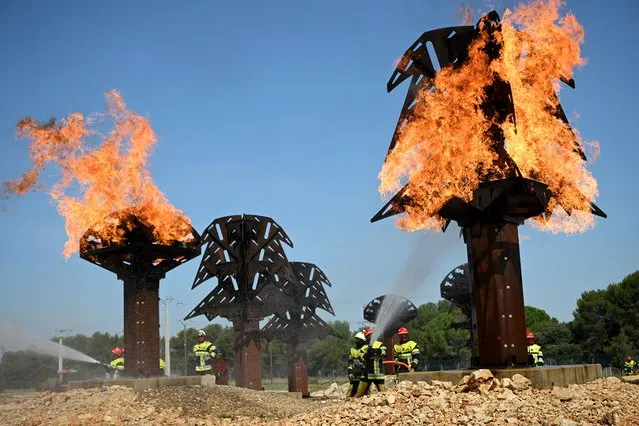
[393,340,421,373]
[193,341,218,375]
[355,340,387,397]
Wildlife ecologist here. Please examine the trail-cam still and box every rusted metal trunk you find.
[212,358,230,385]
[464,222,527,367]
[234,320,261,390]
[122,276,161,377]
[384,335,396,375]
[288,342,309,396]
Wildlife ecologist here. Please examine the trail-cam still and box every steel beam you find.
[234,320,262,390]
[464,222,527,367]
[288,343,309,396]
[122,276,161,377]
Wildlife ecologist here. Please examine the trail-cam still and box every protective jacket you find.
[109,358,167,378]
[109,357,124,379]
[393,340,421,371]
[193,341,217,373]
[348,347,365,381]
[361,341,387,381]
[624,359,636,374]
[527,344,544,366]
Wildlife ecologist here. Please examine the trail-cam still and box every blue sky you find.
[0,0,637,341]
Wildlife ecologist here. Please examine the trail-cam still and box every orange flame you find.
[379,0,599,233]
[3,90,194,257]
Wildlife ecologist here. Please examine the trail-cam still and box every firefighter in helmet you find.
[393,327,421,373]
[346,331,367,397]
[193,330,218,375]
[107,347,167,378]
[624,355,636,376]
[355,328,386,397]
[109,347,125,379]
[526,331,544,367]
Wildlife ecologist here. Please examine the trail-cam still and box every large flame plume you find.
[379,0,600,233]
[2,90,194,257]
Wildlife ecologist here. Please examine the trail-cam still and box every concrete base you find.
[68,375,216,393]
[402,364,602,389]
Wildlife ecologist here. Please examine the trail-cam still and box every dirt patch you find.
[139,385,332,421]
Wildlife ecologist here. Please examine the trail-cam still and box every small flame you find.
[379,0,600,233]
[3,90,194,257]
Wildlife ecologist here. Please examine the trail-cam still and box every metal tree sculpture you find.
[80,209,201,377]
[440,264,475,361]
[372,12,605,367]
[185,214,296,390]
[363,295,418,374]
[261,261,335,396]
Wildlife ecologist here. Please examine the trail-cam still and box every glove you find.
[348,373,355,382]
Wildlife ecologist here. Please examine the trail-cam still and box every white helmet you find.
[197,330,206,337]
[354,331,366,341]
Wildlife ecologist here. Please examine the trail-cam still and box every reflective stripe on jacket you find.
[393,340,421,367]
[527,344,544,365]
[362,341,387,381]
[193,341,217,372]
[110,357,124,379]
[348,347,365,379]
[110,358,166,378]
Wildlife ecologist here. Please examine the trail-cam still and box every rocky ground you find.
[1,371,638,425]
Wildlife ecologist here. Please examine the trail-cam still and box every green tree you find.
[606,331,632,369]
[307,321,351,377]
[525,306,559,332]
[535,322,581,362]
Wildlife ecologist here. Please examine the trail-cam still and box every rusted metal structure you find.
[80,209,201,377]
[185,214,297,390]
[363,295,417,374]
[261,262,335,396]
[372,12,605,367]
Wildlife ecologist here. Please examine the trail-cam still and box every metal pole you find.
[165,301,171,376]
[1,345,5,391]
[54,329,71,382]
[179,319,187,376]
[269,340,273,384]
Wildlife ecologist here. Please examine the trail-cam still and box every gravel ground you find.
[0,384,334,425]
[1,372,638,425]
[139,385,333,420]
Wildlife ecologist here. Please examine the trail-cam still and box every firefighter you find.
[526,331,544,367]
[355,328,386,397]
[193,330,218,375]
[624,355,636,376]
[346,331,367,397]
[393,327,421,373]
[109,347,125,379]
[107,347,168,378]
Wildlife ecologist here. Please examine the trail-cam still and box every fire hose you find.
[382,360,411,372]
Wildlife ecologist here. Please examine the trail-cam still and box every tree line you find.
[1,270,637,389]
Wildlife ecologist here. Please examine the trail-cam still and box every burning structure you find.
[372,5,605,367]
[261,262,335,396]
[3,91,201,376]
[364,295,417,373]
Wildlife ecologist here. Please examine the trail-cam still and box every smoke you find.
[370,226,461,343]
[456,4,475,25]
[0,320,99,364]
